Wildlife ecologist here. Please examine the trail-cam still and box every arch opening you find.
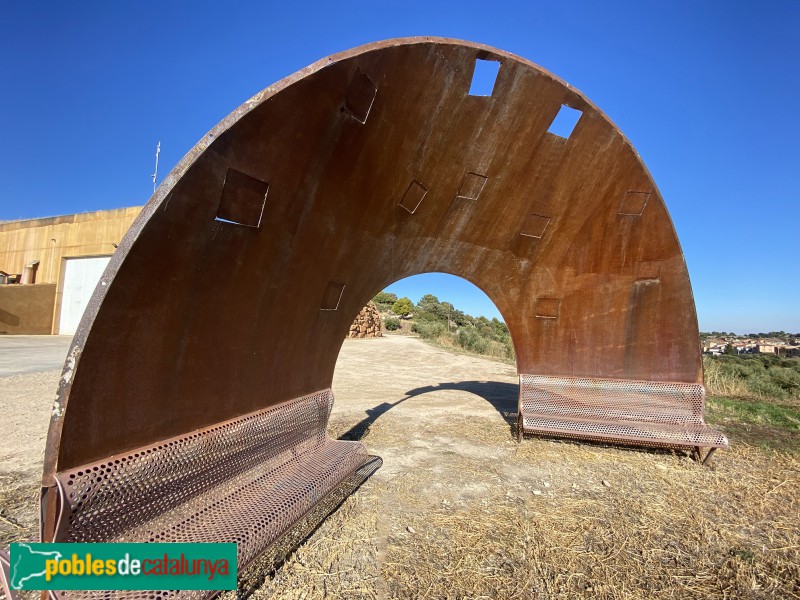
[331,273,521,446]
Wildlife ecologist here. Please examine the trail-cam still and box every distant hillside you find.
[701,331,799,343]
[372,293,800,402]
[373,292,514,362]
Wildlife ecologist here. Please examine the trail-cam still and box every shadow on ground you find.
[338,381,519,441]
[337,380,696,460]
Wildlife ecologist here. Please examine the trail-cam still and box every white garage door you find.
[59,256,112,335]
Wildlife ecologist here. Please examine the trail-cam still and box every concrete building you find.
[0,207,141,334]
[757,343,781,355]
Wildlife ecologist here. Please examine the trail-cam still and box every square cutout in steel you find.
[321,281,345,311]
[521,213,551,238]
[535,298,560,319]
[547,104,582,139]
[399,179,428,214]
[635,261,662,281]
[619,191,650,216]
[457,172,488,201]
[217,168,269,228]
[344,69,377,124]
[468,58,501,96]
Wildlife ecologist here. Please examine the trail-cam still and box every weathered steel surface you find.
[41,37,705,541]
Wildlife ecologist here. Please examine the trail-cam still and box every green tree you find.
[417,294,440,309]
[451,308,469,327]
[373,291,398,307]
[391,297,414,318]
[724,343,737,355]
[416,295,449,323]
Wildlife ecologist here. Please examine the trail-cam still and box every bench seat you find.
[40,389,380,599]
[519,374,728,458]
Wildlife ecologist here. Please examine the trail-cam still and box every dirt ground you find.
[1,335,799,599]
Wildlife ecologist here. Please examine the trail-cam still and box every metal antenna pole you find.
[152,141,161,193]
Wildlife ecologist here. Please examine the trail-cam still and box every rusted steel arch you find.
[40,38,713,548]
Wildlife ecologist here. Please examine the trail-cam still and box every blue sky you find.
[1,1,797,332]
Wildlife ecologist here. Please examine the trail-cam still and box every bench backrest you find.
[53,389,334,543]
[520,374,706,424]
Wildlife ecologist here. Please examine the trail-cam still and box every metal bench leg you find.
[691,446,718,465]
[516,412,523,442]
[701,447,718,465]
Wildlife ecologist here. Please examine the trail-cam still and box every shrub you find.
[416,310,446,323]
[501,336,515,360]
[384,317,401,331]
[412,321,446,339]
[479,324,496,340]
[458,328,489,354]
[704,355,800,401]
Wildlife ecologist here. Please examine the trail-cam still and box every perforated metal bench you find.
[41,389,380,598]
[518,375,728,462]
[0,550,10,598]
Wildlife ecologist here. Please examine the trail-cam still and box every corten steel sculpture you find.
[25,37,726,596]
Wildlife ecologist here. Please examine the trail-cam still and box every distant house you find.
[757,339,794,355]
[778,345,800,358]
[734,342,756,355]
[703,338,727,354]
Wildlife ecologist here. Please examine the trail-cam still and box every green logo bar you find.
[8,543,237,591]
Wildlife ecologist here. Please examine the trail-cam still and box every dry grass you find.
[242,411,800,600]
[2,406,798,599]
[0,473,39,547]
[704,358,752,398]
[702,356,800,404]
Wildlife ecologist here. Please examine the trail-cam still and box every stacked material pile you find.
[347,301,383,338]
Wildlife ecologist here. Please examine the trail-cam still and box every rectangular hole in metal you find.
[321,281,345,311]
[535,298,561,319]
[468,58,501,96]
[456,172,489,201]
[344,69,377,124]
[217,168,269,228]
[635,261,662,282]
[547,104,582,138]
[398,179,428,214]
[619,191,650,216]
[521,214,551,239]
